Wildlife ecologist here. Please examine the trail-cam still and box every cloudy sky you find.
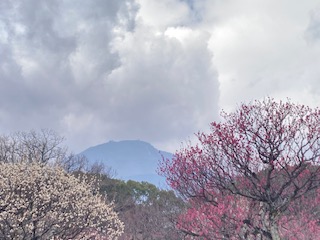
[1,0,320,153]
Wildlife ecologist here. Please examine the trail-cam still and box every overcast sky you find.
[1,0,320,153]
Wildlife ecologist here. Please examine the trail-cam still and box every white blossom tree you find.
[0,162,124,239]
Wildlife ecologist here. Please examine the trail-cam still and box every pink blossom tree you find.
[161,98,320,240]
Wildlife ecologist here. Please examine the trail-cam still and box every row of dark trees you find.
[97,176,186,240]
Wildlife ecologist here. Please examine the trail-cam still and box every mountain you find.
[79,140,173,187]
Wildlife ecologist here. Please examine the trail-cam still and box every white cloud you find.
[102,19,218,151]
[135,0,190,28]
[195,0,320,111]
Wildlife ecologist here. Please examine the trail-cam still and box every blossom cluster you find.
[0,162,124,239]
[161,98,320,239]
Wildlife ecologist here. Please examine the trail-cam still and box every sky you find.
[1,0,320,153]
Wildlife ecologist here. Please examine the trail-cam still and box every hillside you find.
[79,140,173,187]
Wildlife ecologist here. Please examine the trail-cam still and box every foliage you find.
[161,98,320,240]
[98,175,185,240]
[0,162,124,240]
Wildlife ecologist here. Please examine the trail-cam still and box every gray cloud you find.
[3,0,320,153]
[0,0,219,152]
[306,7,320,43]
[0,0,130,143]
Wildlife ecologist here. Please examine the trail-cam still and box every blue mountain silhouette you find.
[79,140,173,187]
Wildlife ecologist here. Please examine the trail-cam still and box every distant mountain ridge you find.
[79,140,173,187]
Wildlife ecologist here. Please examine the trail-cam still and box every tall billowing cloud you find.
[0,0,219,152]
[198,0,320,110]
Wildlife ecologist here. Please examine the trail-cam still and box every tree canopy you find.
[97,175,185,240]
[161,98,320,240]
[0,162,124,239]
